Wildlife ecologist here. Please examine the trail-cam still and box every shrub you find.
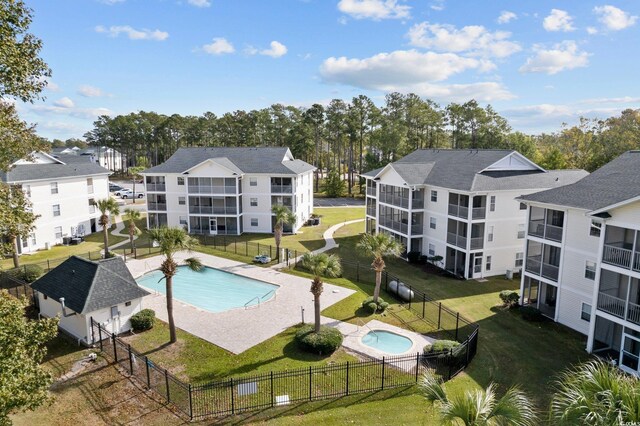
[324,169,345,198]
[362,296,389,313]
[423,340,461,354]
[520,306,544,322]
[7,264,44,283]
[407,251,422,264]
[295,324,343,355]
[424,340,464,366]
[499,290,520,307]
[130,309,155,331]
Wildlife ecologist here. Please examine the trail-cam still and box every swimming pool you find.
[136,266,279,313]
[361,330,413,354]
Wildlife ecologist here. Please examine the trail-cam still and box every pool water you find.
[137,266,278,313]
[361,330,413,354]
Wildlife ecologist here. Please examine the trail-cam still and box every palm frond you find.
[420,370,448,404]
[489,386,537,426]
[184,257,203,272]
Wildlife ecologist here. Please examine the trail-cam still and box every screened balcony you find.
[146,176,166,192]
[366,180,377,197]
[147,194,167,211]
[471,195,486,220]
[597,269,640,325]
[447,219,468,249]
[448,193,469,219]
[602,226,640,272]
[188,196,237,215]
[528,206,564,242]
[525,240,560,281]
[378,205,408,235]
[379,184,409,209]
[188,177,237,194]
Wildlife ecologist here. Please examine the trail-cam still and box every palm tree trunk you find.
[314,294,321,333]
[274,225,282,261]
[373,269,382,303]
[11,236,20,269]
[166,275,177,344]
[129,231,134,255]
[103,226,109,257]
[132,179,136,204]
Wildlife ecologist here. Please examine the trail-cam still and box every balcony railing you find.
[189,227,238,235]
[602,244,633,269]
[147,202,167,211]
[412,199,424,209]
[379,193,409,209]
[189,206,238,215]
[470,237,483,250]
[471,207,486,220]
[448,204,469,219]
[366,206,376,217]
[146,183,166,192]
[542,263,559,281]
[411,224,422,234]
[271,185,293,194]
[188,185,236,194]
[525,257,559,281]
[528,219,563,242]
[629,302,640,325]
[447,232,467,249]
[635,252,640,272]
[525,258,541,275]
[598,292,626,318]
[379,218,408,234]
[366,186,376,196]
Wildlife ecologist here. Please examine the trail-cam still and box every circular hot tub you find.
[361,330,413,354]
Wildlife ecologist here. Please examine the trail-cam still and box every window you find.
[519,202,527,210]
[178,196,186,205]
[430,217,436,229]
[52,204,60,217]
[486,255,492,271]
[30,233,36,245]
[515,252,524,267]
[179,216,187,225]
[590,220,602,237]
[88,198,95,214]
[581,303,592,321]
[489,196,496,212]
[125,301,131,307]
[50,182,58,194]
[250,177,257,187]
[54,226,62,239]
[87,178,93,194]
[517,224,525,239]
[430,190,437,202]
[250,198,258,207]
[488,226,494,242]
[585,261,597,280]
[428,243,435,256]
[177,177,185,186]
[251,218,258,227]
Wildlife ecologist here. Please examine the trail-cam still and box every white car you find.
[253,254,271,264]
[120,189,144,199]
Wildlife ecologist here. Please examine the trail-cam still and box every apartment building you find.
[518,151,640,375]
[140,147,315,235]
[0,151,110,253]
[52,146,125,171]
[362,149,587,279]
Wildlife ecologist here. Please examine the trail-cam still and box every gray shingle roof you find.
[519,151,640,211]
[472,169,588,191]
[142,147,315,175]
[31,256,149,314]
[0,158,110,183]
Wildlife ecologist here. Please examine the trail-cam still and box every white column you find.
[587,220,608,352]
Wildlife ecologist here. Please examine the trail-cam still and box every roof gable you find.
[480,152,544,173]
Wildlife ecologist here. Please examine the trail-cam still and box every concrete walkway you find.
[108,219,138,250]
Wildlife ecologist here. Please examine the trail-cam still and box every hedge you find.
[295,324,343,355]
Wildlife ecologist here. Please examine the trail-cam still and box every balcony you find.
[602,244,640,272]
[366,186,376,197]
[188,185,236,194]
[147,202,167,211]
[379,218,408,234]
[147,183,166,192]
[528,219,563,242]
[448,204,469,219]
[379,193,409,209]
[411,224,422,234]
[366,206,376,217]
[597,292,640,326]
[470,237,483,250]
[271,184,293,194]
[447,232,467,249]
[189,206,238,215]
[471,207,486,220]
[412,198,424,209]
[525,256,559,281]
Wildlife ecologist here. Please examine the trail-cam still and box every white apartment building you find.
[519,151,640,375]
[0,151,111,253]
[141,147,315,235]
[52,146,125,171]
[362,149,587,279]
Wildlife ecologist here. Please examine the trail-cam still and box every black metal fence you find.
[90,318,469,420]
[0,269,35,302]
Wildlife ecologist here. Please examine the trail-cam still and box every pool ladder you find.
[356,319,378,341]
[243,289,277,309]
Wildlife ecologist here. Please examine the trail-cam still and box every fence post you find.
[257,243,260,255]
[230,378,235,414]
[111,334,118,362]
[422,293,426,318]
[89,251,92,260]
[145,356,151,388]
[47,259,50,271]
[128,344,133,374]
[309,366,312,401]
[165,369,171,402]
[437,302,442,329]
[245,241,248,256]
[223,235,226,251]
[381,357,385,390]
[455,312,460,341]
[234,240,237,254]
[415,352,420,382]
[448,349,453,380]
[465,338,470,367]
[90,317,95,344]
[270,371,274,407]
[189,384,193,420]
[346,361,350,396]
[98,324,103,351]
[408,286,412,310]
[123,251,126,262]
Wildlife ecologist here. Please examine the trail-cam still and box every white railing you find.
[471,207,486,220]
[603,244,632,269]
[541,263,559,281]
[597,292,625,318]
[470,237,483,250]
[447,232,467,249]
[634,252,640,272]
[146,183,166,192]
[628,301,640,325]
[448,204,469,219]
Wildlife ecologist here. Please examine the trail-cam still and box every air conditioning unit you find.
[44,242,51,250]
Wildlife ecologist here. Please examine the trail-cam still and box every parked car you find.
[109,183,124,192]
[253,254,271,264]
[120,189,144,199]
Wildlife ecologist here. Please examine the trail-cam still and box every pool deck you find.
[126,251,355,354]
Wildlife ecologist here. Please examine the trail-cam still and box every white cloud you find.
[188,0,211,7]
[594,5,637,31]
[43,79,60,92]
[337,0,411,20]
[201,38,235,55]
[543,9,575,32]
[519,41,589,75]
[497,11,517,24]
[587,26,598,34]
[95,25,169,41]
[407,22,521,58]
[430,0,445,11]
[53,97,75,108]
[260,41,288,58]
[39,121,86,135]
[77,85,105,98]
[31,105,113,119]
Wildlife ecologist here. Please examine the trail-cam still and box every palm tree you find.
[421,370,537,426]
[299,253,342,332]
[122,208,141,256]
[96,198,120,257]
[147,226,202,344]
[272,205,296,261]
[550,359,640,425]
[356,232,403,303]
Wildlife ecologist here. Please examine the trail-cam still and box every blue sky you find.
[17,0,640,139]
